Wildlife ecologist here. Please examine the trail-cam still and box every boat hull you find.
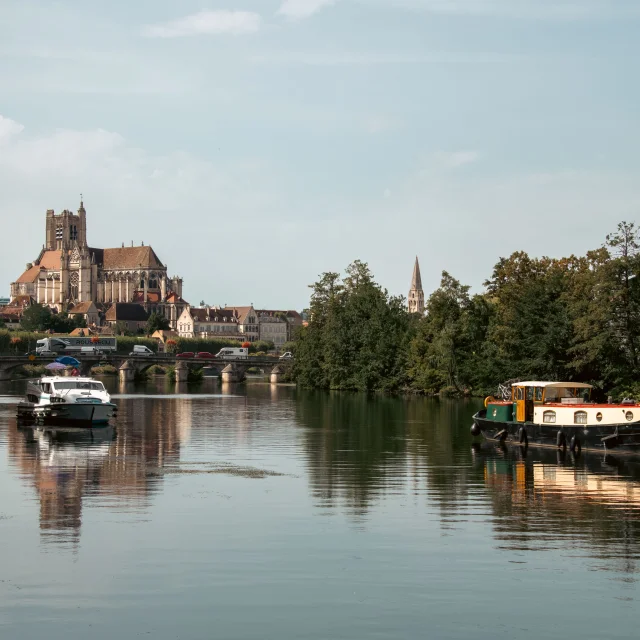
[18,401,117,427]
[472,409,640,451]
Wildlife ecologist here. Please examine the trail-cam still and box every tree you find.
[20,303,52,332]
[145,312,171,335]
[294,261,413,392]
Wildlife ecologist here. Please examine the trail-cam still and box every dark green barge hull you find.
[472,409,640,452]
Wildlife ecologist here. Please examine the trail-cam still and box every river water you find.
[1,378,639,639]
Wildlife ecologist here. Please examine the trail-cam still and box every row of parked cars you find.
[129,346,294,360]
[174,351,294,360]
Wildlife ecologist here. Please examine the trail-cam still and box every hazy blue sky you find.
[1,0,639,309]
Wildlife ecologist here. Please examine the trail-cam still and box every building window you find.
[574,411,587,425]
[543,411,556,424]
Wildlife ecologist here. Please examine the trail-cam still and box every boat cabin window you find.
[535,387,543,401]
[526,387,534,401]
[544,387,591,403]
[543,410,556,423]
[41,383,52,394]
[53,381,105,391]
[515,388,524,401]
[574,411,587,425]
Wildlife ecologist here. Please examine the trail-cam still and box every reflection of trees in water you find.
[295,391,409,518]
[475,446,640,571]
[295,390,640,569]
[6,394,185,547]
[296,392,481,519]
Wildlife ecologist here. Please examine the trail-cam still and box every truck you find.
[35,336,118,356]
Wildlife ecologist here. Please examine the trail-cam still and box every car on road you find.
[129,345,155,357]
[194,352,214,359]
[176,352,195,359]
[279,352,293,360]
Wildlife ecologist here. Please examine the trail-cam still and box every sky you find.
[1,0,639,310]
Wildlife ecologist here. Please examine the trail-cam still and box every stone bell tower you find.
[408,257,424,314]
[45,197,87,251]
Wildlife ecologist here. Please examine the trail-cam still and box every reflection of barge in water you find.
[472,381,640,452]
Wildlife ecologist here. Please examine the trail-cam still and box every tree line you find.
[292,222,640,398]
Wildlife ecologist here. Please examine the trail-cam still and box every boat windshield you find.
[545,386,591,402]
[53,381,105,391]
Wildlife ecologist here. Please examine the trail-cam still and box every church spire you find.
[408,256,424,314]
[411,256,422,291]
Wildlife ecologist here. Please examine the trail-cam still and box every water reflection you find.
[5,390,188,547]
[3,383,640,571]
[472,444,640,567]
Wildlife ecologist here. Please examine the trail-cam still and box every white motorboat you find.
[17,376,117,426]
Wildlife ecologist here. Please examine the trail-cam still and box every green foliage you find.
[248,340,275,354]
[282,341,297,353]
[19,304,83,333]
[145,312,171,335]
[294,260,414,392]
[13,364,48,378]
[174,337,239,354]
[293,222,640,397]
[0,329,47,354]
[91,364,117,375]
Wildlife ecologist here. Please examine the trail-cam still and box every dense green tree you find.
[145,311,171,335]
[292,222,640,398]
[20,303,54,332]
[294,261,414,392]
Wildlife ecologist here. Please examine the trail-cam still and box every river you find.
[1,378,639,639]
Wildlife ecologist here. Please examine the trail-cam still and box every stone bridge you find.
[0,354,291,384]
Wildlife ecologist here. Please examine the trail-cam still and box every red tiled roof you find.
[132,290,161,304]
[165,292,186,304]
[225,306,255,323]
[102,246,164,270]
[15,265,41,284]
[39,250,62,270]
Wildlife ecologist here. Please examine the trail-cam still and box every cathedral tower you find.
[408,257,424,314]
[45,198,87,251]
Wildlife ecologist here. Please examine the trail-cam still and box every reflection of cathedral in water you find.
[6,393,186,547]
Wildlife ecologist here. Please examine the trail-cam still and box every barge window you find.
[535,387,543,401]
[543,410,556,424]
[626,411,634,422]
[596,412,603,422]
[527,387,534,400]
[53,381,105,391]
[574,411,587,425]
[516,388,524,401]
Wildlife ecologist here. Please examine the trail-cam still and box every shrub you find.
[92,364,117,375]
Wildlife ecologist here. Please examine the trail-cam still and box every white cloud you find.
[434,151,480,168]
[278,0,337,20]
[0,115,287,304]
[142,10,261,38]
[0,115,24,143]
[364,115,400,134]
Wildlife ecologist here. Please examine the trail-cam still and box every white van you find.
[129,345,155,357]
[215,347,249,360]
